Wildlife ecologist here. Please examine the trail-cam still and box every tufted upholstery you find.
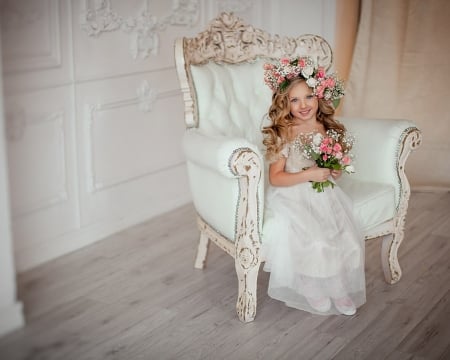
[190,61,271,143]
[176,12,422,322]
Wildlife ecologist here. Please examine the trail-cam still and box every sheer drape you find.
[341,0,450,189]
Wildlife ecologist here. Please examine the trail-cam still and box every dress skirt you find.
[261,181,366,315]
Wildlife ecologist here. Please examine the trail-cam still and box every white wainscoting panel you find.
[4,86,79,255]
[75,68,188,226]
[1,0,72,93]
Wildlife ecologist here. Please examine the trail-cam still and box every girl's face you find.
[288,81,318,123]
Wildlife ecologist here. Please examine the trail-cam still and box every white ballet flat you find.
[306,297,332,313]
[333,297,356,316]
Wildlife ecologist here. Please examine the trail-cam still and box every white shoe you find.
[333,297,356,316]
[306,297,332,313]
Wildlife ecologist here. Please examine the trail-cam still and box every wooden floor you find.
[0,191,449,360]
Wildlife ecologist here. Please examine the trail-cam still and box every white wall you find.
[0,40,24,338]
[1,0,202,272]
[0,0,336,335]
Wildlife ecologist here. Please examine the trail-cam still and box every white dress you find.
[262,133,366,315]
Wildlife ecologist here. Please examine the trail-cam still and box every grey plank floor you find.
[0,191,449,360]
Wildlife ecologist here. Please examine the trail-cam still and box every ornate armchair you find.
[175,13,422,322]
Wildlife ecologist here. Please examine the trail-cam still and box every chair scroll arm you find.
[383,127,422,284]
[183,129,262,178]
[229,148,263,322]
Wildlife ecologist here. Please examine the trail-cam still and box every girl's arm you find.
[269,157,331,186]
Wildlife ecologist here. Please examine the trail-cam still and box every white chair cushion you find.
[338,178,396,234]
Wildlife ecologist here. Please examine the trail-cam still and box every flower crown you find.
[263,56,345,104]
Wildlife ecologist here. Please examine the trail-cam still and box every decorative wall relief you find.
[80,0,199,59]
[137,80,158,112]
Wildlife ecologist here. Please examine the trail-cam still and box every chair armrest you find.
[339,116,422,207]
[182,129,263,178]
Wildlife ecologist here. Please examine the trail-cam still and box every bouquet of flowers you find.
[303,130,355,192]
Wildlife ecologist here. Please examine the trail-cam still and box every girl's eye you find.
[290,98,298,103]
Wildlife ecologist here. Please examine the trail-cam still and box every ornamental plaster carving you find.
[137,80,158,112]
[80,0,199,59]
[182,12,333,68]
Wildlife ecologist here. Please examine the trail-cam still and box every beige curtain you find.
[341,0,450,190]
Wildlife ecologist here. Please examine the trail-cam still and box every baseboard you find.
[0,301,24,338]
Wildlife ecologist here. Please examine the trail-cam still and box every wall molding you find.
[6,109,69,216]
[80,0,199,59]
[84,87,180,193]
[1,0,62,73]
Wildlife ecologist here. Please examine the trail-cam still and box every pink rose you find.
[298,58,305,67]
[317,67,325,78]
[322,154,328,161]
[342,156,351,165]
[321,137,331,145]
[333,143,342,152]
[280,58,290,65]
[324,78,335,87]
[315,85,325,98]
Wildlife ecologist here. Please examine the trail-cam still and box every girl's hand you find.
[331,169,342,180]
[307,166,331,182]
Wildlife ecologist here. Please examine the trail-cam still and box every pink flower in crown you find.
[315,84,325,98]
[342,156,351,165]
[298,58,306,67]
[286,73,296,80]
[280,57,290,65]
[263,63,274,70]
[317,67,326,78]
[324,77,335,87]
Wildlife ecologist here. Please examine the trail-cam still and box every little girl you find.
[261,57,366,316]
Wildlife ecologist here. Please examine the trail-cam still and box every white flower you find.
[302,65,314,77]
[344,165,355,174]
[312,132,322,146]
[306,77,317,88]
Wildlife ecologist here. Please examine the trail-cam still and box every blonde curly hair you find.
[262,78,347,162]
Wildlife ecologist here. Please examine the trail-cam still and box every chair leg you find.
[235,251,260,323]
[194,231,210,269]
[381,232,403,284]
